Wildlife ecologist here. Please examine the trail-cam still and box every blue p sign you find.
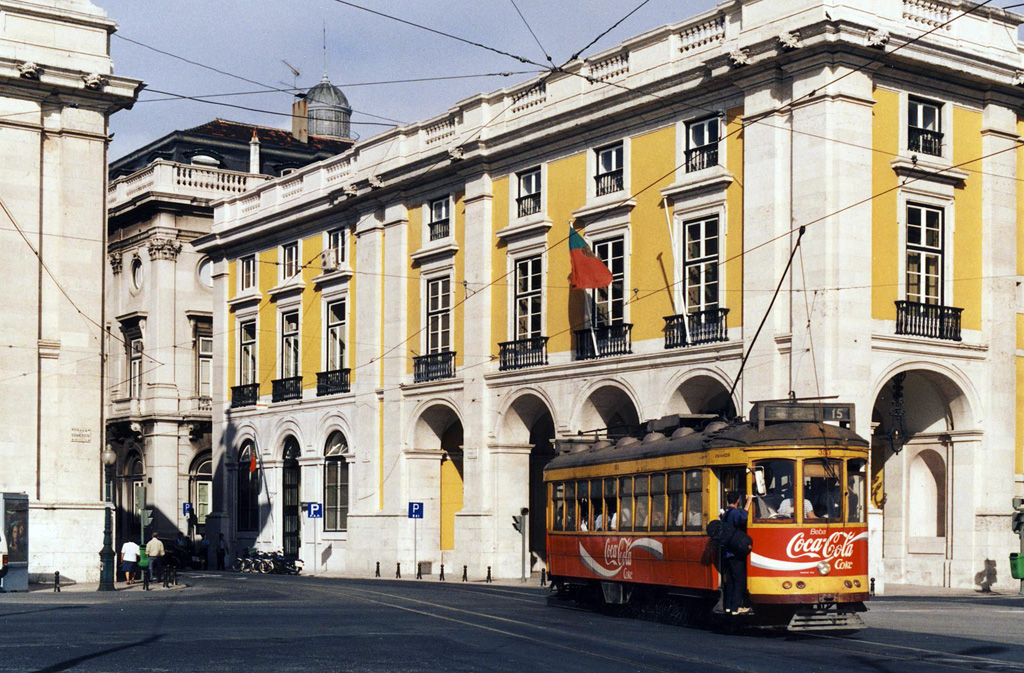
[307,503,323,519]
[183,503,193,516]
[408,502,424,519]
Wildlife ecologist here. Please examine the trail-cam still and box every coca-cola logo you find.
[751,529,867,573]
[579,538,663,579]
[604,538,633,569]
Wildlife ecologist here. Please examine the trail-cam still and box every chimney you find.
[292,98,308,143]
[249,128,261,174]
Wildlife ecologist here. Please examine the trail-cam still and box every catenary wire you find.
[509,0,554,64]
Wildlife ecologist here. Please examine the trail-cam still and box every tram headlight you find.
[782,581,792,590]
[853,580,861,588]
[816,561,831,576]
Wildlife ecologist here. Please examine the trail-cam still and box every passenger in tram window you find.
[635,498,649,530]
[777,485,815,520]
[684,470,703,531]
[847,459,867,523]
[668,472,685,530]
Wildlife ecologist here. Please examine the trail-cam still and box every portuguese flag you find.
[568,226,613,289]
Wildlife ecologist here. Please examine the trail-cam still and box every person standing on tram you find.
[722,491,752,615]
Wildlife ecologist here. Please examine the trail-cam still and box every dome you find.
[305,74,351,139]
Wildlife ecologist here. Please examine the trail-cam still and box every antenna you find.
[281,60,301,91]
[322,21,328,78]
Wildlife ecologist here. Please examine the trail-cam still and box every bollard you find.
[375,561,381,578]
[439,564,445,581]
[462,565,468,582]
[143,569,150,591]
[172,566,178,586]
[540,568,546,587]
[416,563,423,580]
[396,562,401,579]
[486,566,492,583]
[54,571,60,593]
[870,577,876,596]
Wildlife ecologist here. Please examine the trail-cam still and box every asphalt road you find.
[1,573,1022,673]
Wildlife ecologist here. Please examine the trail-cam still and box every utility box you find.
[0,493,28,591]
[1011,553,1024,581]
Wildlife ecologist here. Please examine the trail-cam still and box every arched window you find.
[126,452,145,529]
[190,453,212,527]
[324,431,349,532]
[237,440,260,532]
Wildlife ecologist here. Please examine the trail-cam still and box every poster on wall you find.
[4,499,28,563]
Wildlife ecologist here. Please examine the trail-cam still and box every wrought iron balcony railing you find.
[908,127,943,157]
[498,336,549,371]
[574,323,633,360]
[316,369,351,396]
[594,169,624,196]
[413,351,456,383]
[895,301,962,341]
[428,218,450,241]
[231,383,259,409]
[685,144,719,173]
[517,193,541,218]
[271,376,303,402]
[664,308,730,349]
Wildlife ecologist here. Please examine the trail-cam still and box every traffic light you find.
[140,508,153,529]
[512,515,523,533]
[1013,497,1024,535]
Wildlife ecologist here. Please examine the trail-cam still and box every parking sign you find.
[182,503,193,516]
[306,503,323,519]
[408,502,424,519]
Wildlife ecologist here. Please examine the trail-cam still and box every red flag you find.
[249,449,257,474]
[568,226,613,289]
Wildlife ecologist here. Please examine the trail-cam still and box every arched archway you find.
[666,374,736,418]
[122,451,145,543]
[578,384,640,439]
[501,393,556,567]
[413,404,464,552]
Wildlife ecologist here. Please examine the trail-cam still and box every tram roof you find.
[544,420,869,472]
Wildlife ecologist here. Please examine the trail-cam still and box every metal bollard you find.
[486,566,492,583]
[870,577,876,596]
[375,561,381,578]
[462,565,468,582]
[416,563,423,580]
[439,564,445,581]
[396,562,401,579]
[172,566,178,586]
[540,569,546,587]
[143,569,150,591]
[54,571,60,593]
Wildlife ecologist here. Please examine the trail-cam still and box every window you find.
[847,458,867,524]
[514,256,542,340]
[281,311,299,379]
[240,255,256,291]
[633,475,650,531]
[198,258,213,288]
[236,441,260,532]
[325,228,346,269]
[668,472,684,531]
[282,242,300,280]
[326,299,346,371]
[906,203,943,305]
[908,98,942,156]
[517,168,541,217]
[686,117,720,172]
[128,338,143,399]
[684,469,702,531]
[190,455,212,526]
[595,143,624,195]
[130,257,144,291]
[684,215,720,312]
[429,198,450,241]
[591,237,625,326]
[239,320,256,385]
[426,277,451,354]
[803,458,843,522]
[552,483,565,532]
[752,459,796,521]
[618,477,633,530]
[324,432,349,532]
[563,481,576,531]
[197,335,213,398]
[650,473,666,531]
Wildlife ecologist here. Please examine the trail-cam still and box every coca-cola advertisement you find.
[750,527,867,576]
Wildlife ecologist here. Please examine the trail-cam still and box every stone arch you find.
[411,400,463,451]
[411,402,465,552]
[663,370,737,419]
[497,389,558,445]
[574,381,642,438]
[269,417,305,459]
[319,411,354,454]
[871,360,978,436]
[228,423,259,462]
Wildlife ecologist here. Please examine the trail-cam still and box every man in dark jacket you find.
[722,491,752,614]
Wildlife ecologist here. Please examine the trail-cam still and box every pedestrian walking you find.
[145,532,165,586]
[216,533,228,571]
[198,534,210,570]
[119,539,140,586]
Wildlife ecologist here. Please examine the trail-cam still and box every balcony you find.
[413,351,456,383]
[108,160,270,211]
[664,308,730,349]
[317,369,351,396]
[231,383,259,409]
[271,376,303,402]
[594,169,624,196]
[685,145,718,173]
[517,193,541,218]
[574,323,633,360]
[498,337,549,371]
[908,127,943,157]
[428,218,450,241]
[895,301,962,341]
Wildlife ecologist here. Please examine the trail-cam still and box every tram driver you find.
[776,485,817,520]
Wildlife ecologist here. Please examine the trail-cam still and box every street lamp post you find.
[98,445,117,591]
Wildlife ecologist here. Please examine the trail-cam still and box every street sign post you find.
[182,503,193,517]
[305,503,323,575]
[409,503,423,578]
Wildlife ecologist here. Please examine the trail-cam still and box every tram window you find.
[603,478,617,531]
[752,459,796,522]
[803,459,842,522]
[650,474,667,531]
[553,483,564,531]
[668,472,684,531]
[634,475,650,530]
[685,470,703,531]
[618,477,633,530]
[576,480,589,531]
[847,458,867,523]
[590,479,603,531]
[565,482,577,531]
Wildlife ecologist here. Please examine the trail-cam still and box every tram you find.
[544,401,870,631]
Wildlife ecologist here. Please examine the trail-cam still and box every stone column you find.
[489,444,532,578]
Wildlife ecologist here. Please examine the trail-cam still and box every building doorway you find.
[528,414,555,567]
[282,437,301,558]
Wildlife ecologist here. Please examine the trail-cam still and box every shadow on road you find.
[0,605,89,618]
[30,634,163,673]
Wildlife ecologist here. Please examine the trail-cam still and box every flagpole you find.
[255,443,275,532]
[585,289,599,357]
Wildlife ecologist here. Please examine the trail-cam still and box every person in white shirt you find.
[776,487,816,520]
[120,540,140,585]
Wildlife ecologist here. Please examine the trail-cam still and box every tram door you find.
[717,467,747,512]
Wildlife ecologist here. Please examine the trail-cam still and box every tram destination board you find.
[751,401,855,429]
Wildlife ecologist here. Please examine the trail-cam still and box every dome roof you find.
[306,75,350,111]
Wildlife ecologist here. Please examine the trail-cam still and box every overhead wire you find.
[509,0,554,64]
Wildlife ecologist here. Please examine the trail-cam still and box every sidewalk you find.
[24,578,189,594]
[878,583,1024,599]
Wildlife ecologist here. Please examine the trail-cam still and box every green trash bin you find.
[1011,553,1024,580]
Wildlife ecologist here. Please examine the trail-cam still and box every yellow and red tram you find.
[544,401,869,631]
